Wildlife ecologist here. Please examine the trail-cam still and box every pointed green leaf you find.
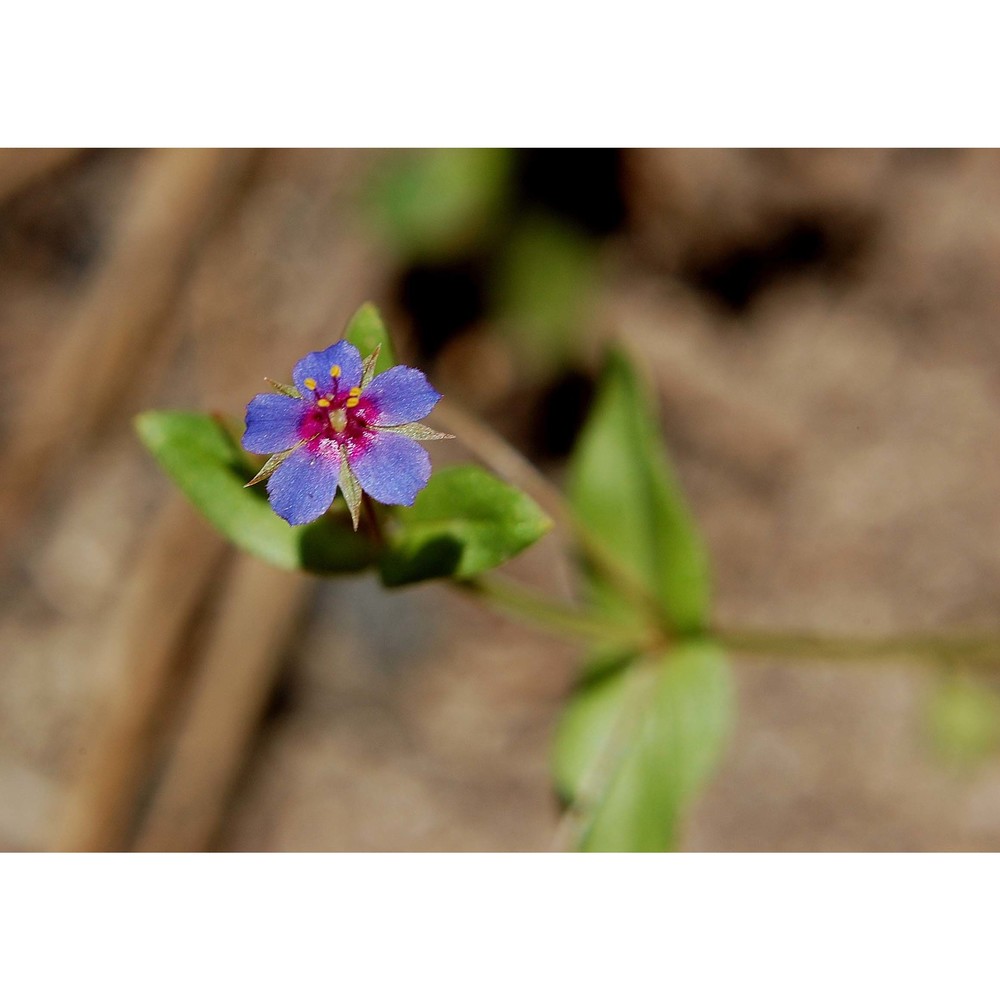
[135,411,376,574]
[379,465,552,586]
[553,642,732,852]
[382,422,454,441]
[568,349,711,634]
[344,303,396,377]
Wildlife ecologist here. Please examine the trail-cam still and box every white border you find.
[4,2,997,145]
[2,854,996,998]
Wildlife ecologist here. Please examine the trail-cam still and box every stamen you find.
[316,398,331,408]
[346,397,360,408]
[303,377,318,391]
[348,386,361,397]
[330,365,342,378]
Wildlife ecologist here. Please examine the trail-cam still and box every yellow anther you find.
[330,365,342,378]
[345,397,360,408]
[348,386,361,397]
[303,377,318,391]
[316,398,331,408]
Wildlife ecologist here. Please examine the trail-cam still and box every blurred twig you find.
[132,556,312,852]
[0,148,250,563]
[0,148,82,203]
[55,496,227,851]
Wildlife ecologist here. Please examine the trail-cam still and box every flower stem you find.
[361,494,384,546]
[460,577,1000,671]
[436,404,1000,673]
[458,576,649,647]
[715,629,1000,667]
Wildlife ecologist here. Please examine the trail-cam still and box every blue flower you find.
[243,341,450,527]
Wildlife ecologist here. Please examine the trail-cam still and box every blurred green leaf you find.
[553,641,732,852]
[568,349,711,634]
[135,411,376,574]
[494,215,599,372]
[380,465,552,586]
[368,148,513,260]
[928,673,1000,767]
[344,302,396,377]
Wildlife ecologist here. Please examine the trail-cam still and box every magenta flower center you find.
[297,372,377,450]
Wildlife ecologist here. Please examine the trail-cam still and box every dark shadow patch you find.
[379,536,464,588]
[685,214,873,314]
[529,368,596,459]
[298,517,378,575]
[396,257,489,360]
[513,149,626,237]
[261,669,297,723]
[0,150,119,282]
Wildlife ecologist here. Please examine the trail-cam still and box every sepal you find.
[245,444,300,487]
[338,446,363,530]
[383,422,454,441]
[360,345,381,390]
[264,377,301,398]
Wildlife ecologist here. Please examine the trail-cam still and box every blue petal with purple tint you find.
[266,440,341,525]
[242,393,308,454]
[364,366,442,427]
[292,341,364,396]
[347,431,431,506]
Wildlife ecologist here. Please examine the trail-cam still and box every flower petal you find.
[266,440,340,525]
[347,431,431,506]
[243,393,308,454]
[363,366,442,426]
[292,341,363,396]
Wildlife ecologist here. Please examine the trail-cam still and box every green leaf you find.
[344,303,396,377]
[553,642,733,852]
[135,411,376,574]
[568,349,711,634]
[367,148,513,260]
[379,465,552,586]
[927,673,1000,768]
[494,215,599,374]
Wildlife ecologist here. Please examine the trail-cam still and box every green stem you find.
[361,493,384,546]
[461,574,1000,672]
[435,398,674,635]
[464,574,1000,670]
[716,629,1000,666]
[459,576,649,646]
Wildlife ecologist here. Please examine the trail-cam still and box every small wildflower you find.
[243,341,451,528]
